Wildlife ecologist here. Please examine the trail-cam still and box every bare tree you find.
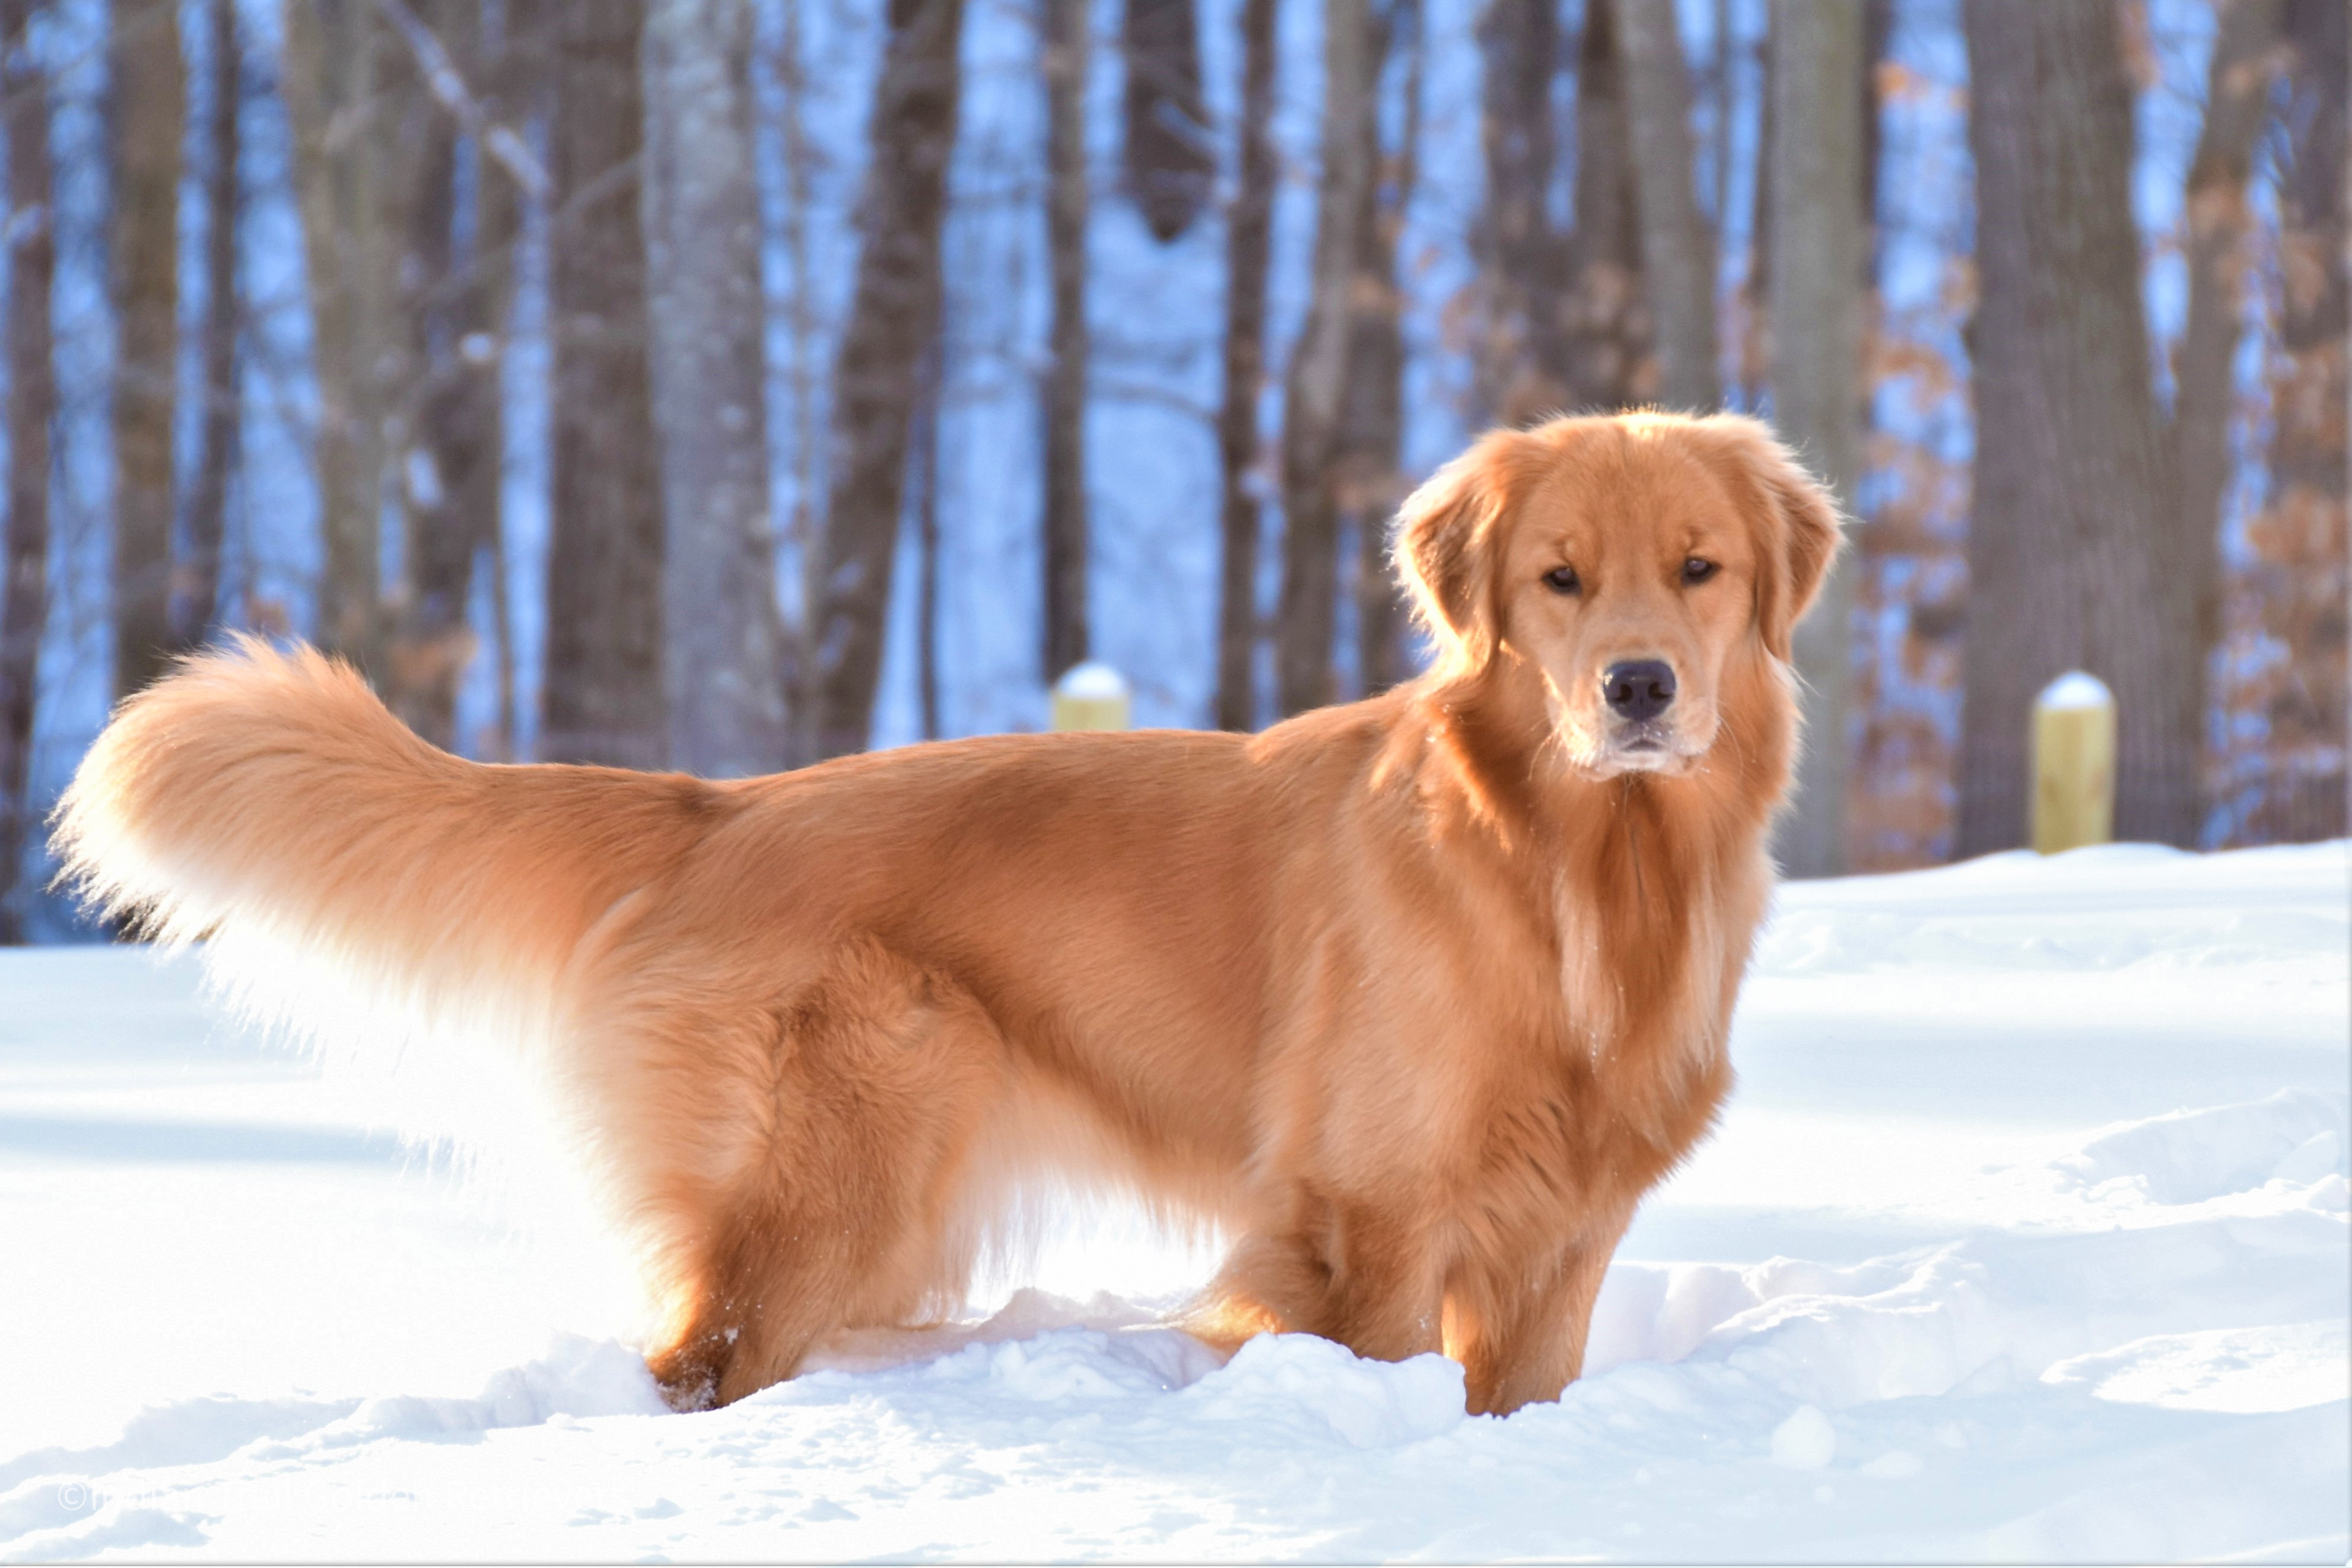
[1473,0,1571,424]
[643,0,787,775]
[1473,0,1647,422]
[912,345,943,740]
[1274,0,1382,718]
[1212,0,1275,731]
[1561,0,1648,412]
[1737,9,1773,398]
[2239,0,2348,841]
[1617,0,1717,411]
[107,0,181,699]
[1040,0,1089,681]
[1121,0,1210,241]
[1768,0,1867,877]
[0,0,52,942]
[808,0,965,759]
[1957,0,2195,851]
[167,0,239,654]
[1347,0,1419,696]
[382,0,520,753]
[282,1,419,682]
[2172,0,2285,811]
[541,0,666,768]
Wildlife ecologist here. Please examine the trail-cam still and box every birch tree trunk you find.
[1767,0,1865,877]
[1040,0,1090,682]
[1212,0,1275,731]
[107,0,181,698]
[642,0,786,775]
[1957,0,2195,851]
[2171,0,2284,816]
[541,0,666,769]
[0,0,52,942]
[1617,0,1718,411]
[808,0,964,759]
[1274,0,1380,718]
[168,0,239,654]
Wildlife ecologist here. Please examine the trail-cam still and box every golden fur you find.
[53,412,1840,1416]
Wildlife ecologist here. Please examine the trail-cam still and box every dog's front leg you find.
[1453,1205,1634,1416]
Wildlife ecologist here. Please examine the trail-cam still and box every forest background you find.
[0,0,2340,942]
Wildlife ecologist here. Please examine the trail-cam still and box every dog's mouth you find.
[1594,720,1696,775]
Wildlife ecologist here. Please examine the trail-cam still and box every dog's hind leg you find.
[1193,1194,1445,1364]
[623,941,1006,1408]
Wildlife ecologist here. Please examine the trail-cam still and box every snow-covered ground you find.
[2,841,2345,1562]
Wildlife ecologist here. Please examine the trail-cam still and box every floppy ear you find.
[1718,422,1844,663]
[1392,432,1517,676]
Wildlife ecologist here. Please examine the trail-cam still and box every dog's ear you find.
[1393,432,1518,675]
[1709,419,1844,663]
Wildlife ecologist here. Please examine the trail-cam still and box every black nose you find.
[1603,660,1677,723]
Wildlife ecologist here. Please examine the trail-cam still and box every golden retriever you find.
[54,411,1838,1417]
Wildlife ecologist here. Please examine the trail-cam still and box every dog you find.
[55,411,1838,1417]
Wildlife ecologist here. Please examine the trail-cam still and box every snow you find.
[2,841,2345,1561]
[2038,670,2116,711]
[1053,660,1131,701]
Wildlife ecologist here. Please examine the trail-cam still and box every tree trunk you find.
[2240,0,2347,842]
[541,0,666,769]
[1212,0,1276,731]
[2171,0,2284,815]
[1562,0,1647,413]
[1121,0,1210,242]
[0,0,53,943]
[642,0,786,775]
[107,0,182,699]
[913,343,943,740]
[1474,0,1568,424]
[381,2,463,745]
[1957,0,2195,852]
[1348,0,1416,696]
[376,0,519,754]
[169,0,239,654]
[808,0,964,759]
[281,1,416,683]
[1767,0,1865,877]
[1040,0,1089,682]
[1738,13,1772,397]
[1617,0,1718,411]
[1274,0,1380,718]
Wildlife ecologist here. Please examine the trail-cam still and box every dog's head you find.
[1396,412,1841,780]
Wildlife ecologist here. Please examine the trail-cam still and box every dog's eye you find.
[1681,558,1719,585]
[1543,565,1581,595]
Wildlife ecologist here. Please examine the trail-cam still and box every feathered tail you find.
[53,637,719,1054]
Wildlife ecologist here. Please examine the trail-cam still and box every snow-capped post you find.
[1051,662,1130,731]
[2032,671,2117,854]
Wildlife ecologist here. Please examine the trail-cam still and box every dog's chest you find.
[1546,873,1725,1059]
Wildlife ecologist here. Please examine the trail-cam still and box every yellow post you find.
[1051,661,1131,732]
[2031,670,2116,854]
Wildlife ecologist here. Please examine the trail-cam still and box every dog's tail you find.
[52,636,720,1059]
